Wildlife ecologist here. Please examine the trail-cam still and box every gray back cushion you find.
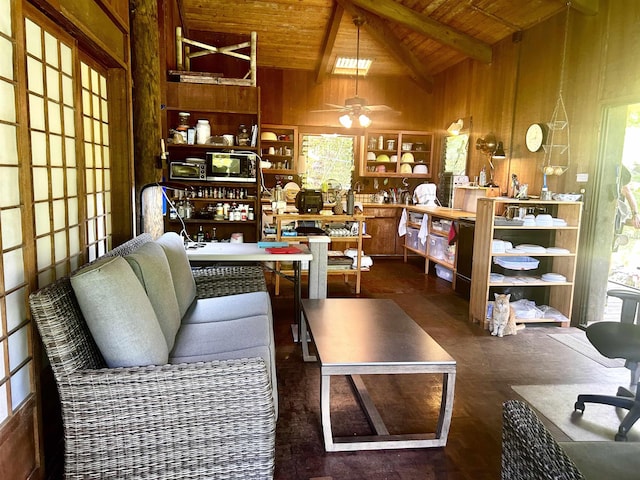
[125,241,181,350]
[156,232,197,317]
[70,256,168,367]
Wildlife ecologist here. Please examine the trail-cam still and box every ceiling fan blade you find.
[310,108,344,113]
[325,103,348,109]
[366,104,394,112]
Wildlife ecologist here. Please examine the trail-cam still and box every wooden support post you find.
[130,0,163,233]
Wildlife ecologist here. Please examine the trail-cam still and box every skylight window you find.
[333,57,372,76]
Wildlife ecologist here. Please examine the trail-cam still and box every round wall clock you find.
[525,123,546,152]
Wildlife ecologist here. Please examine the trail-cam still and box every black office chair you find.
[574,289,640,441]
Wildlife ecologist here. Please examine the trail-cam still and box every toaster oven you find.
[169,159,206,181]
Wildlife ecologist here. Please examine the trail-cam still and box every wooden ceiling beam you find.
[316,3,345,84]
[348,0,492,64]
[337,0,434,91]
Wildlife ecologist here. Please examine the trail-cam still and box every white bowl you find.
[367,151,376,160]
[413,164,428,174]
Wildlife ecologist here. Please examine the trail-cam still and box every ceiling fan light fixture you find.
[358,113,372,128]
[339,113,353,128]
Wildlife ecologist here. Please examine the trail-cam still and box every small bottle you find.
[211,227,217,242]
[196,119,211,145]
[479,166,487,187]
[196,225,205,243]
[347,190,355,215]
[248,206,255,221]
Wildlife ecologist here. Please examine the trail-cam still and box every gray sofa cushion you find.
[125,241,181,350]
[181,291,272,324]
[170,315,271,360]
[170,319,278,415]
[70,256,168,367]
[156,232,197,317]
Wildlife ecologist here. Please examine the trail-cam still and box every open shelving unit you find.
[469,198,582,329]
[269,214,371,294]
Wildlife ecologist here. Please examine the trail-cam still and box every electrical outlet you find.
[576,173,588,183]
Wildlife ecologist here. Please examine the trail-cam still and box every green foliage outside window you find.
[301,134,354,190]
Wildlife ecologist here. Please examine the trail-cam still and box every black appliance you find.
[296,189,323,214]
[455,218,475,299]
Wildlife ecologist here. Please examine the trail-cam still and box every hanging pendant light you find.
[340,17,371,128]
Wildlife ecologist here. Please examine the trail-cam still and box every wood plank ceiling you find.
[176,0,597,87]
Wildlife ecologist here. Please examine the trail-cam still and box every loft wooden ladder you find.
[175,27,257,86]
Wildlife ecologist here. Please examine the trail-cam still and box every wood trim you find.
[315,2,344,84]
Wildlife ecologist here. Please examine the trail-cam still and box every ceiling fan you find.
[312,17,398,127]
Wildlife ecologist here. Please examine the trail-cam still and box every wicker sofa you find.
[30,233,276,479]
[502,400,640,480]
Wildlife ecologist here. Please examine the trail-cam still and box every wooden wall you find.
[433,0,640,323]
[255,0,640,323]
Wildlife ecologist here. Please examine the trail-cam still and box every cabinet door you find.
[363,208,400,255]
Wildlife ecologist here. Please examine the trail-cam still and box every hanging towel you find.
[448,222,458,245]
[418,214,429,245]
[398,208,407,236]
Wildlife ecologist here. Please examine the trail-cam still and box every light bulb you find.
[339,114,353,128]
[358,114,372,128]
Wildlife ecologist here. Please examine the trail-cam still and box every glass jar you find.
[177,112,190,131]
[237,124,250,146]
[196,119,211,145]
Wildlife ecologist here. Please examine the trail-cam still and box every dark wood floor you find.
[269,257,626,480]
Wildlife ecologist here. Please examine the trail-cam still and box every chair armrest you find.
[502,400,584,480]
[58,357,275,479]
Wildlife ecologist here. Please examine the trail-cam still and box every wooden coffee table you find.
[301,298,457,452]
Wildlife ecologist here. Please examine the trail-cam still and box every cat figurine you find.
[490,293,524,337]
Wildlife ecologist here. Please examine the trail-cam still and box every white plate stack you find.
[541,273,567,282]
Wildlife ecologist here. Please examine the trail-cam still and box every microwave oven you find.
[206,152,257,183]
[169,159,206,181]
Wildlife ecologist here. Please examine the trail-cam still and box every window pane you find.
[25,20,42,58]
[28,94,45,130]
[30,131,47,165]
[301,134,354,190]
[10,363,31,410]
[0,80,16,123]
[31,167,49,201]
[34,202,50,236]
[1,208,23,249]
[0,36,14,80]
[0,167,20,207]
[36,236,52,270]
[26,57,43,95]
[0,123,18,164]
[3,249,25,291]
[8,327,28,370]
[44,32,58,68]
[6,288,27,332]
